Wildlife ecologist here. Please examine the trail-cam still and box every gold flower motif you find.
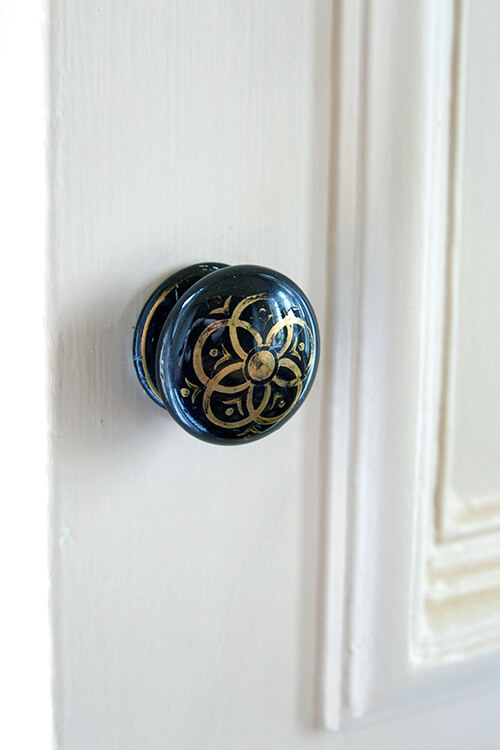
[182,294,315,436]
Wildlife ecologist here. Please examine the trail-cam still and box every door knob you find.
[133,263,320,445]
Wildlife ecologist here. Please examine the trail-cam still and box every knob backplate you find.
[133,263,228,407]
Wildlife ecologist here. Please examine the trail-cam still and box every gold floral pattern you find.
[180,293,315,437]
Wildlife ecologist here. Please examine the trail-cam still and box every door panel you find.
[322,0,500,729]
[50,0,500,747]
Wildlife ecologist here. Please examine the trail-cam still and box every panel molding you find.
[321,0,500,730]
[414,0,500,661]
[434,0,500,544]
[318,0,366,729]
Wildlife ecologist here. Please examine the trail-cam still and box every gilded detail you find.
[181,294,315,437]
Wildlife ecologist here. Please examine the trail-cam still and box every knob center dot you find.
[246,349,276,382]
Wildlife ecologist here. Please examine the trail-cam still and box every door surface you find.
[50,1,500,748]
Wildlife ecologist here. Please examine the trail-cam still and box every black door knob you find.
[133,263,320,445]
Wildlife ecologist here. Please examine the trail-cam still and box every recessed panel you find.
[441,0,500,532]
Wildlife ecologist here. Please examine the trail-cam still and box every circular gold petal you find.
[257,382,303,425]
[203,395,253,429]
[246,383,271,421]
[229,295,265,359]
[273,357,304,387]
[229,320,263,361]
[265,312,295,356]
[192,318,231,384]
[206,361,248,395]
[292,318,316,370]
[265,314,315,371]
[203,381,271,430]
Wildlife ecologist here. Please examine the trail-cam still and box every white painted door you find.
[49,0,500,748]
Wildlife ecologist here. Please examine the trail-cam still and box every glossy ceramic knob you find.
[133,263,320,445]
